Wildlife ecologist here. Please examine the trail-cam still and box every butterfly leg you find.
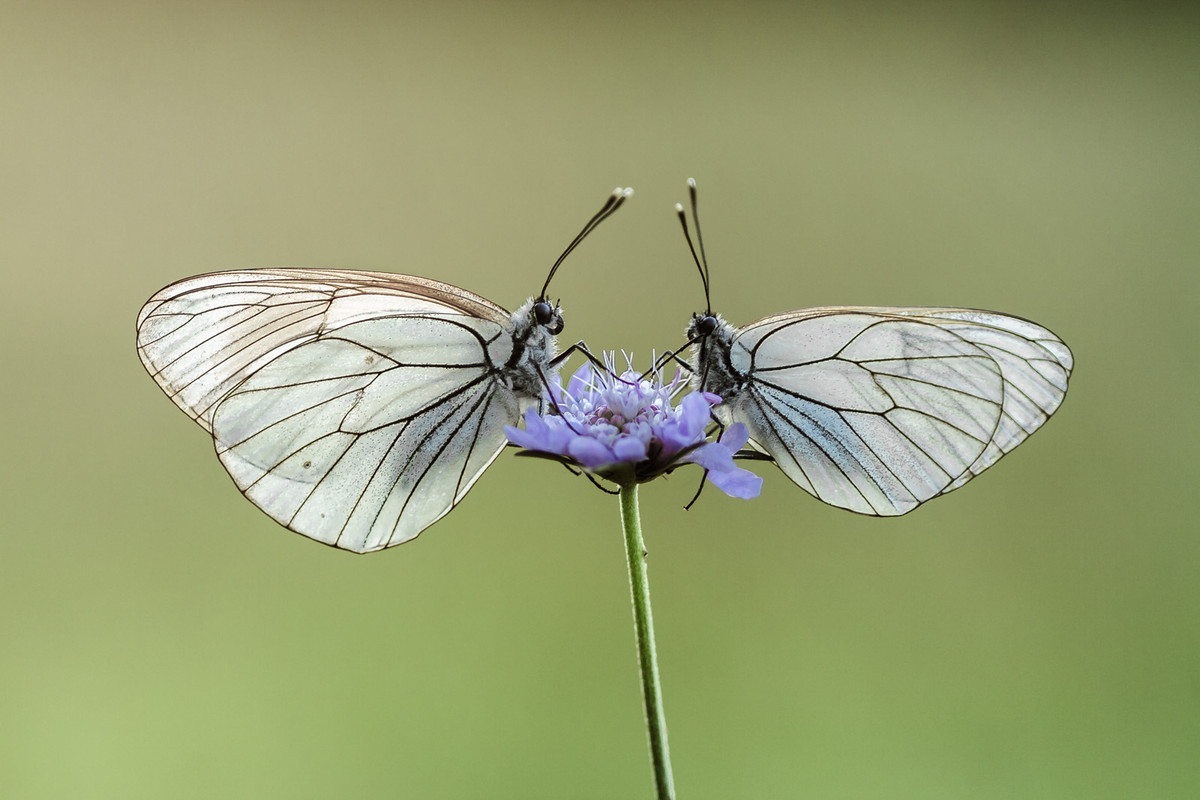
[639,348,694,381]
[684,415,728,511]
[548,340,609,372]
[532,362,578,422]
[683,471,708,510]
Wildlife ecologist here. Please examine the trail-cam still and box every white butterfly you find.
[673,180,1073,515]
[136,187,632,552]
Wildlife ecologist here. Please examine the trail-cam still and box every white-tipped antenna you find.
[540,187,634,301]
[675,178,711,313]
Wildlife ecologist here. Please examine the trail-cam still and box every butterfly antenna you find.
[675,178,711,314]
[687,179,712,309]
[540,187,634,301]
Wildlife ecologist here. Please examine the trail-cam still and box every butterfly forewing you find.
[710,306,1072,516]
[136,269,510,430]
[136,268,529,552]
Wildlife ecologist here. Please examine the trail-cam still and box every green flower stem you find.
[619,484,676,800]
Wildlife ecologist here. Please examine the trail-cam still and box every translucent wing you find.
[135,268,510,431]
[136,269,523,552]
[211,315,520,552]
[893,308,1073,493]
[725,307,1072,516]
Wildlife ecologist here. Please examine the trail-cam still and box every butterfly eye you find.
[534,300,564,334]
[695,314,718,337]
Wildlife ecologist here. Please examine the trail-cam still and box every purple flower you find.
[505,358,762,499]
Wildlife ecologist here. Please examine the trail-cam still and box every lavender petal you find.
[568,436,617,469]
[613,435,649,463]
[707,466,763,499]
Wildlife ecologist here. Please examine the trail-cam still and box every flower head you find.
[505,356,762,498]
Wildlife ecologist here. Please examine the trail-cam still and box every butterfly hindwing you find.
[903,309,1073,493]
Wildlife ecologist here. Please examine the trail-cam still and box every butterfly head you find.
[689,312,719,339]
[686,310,732,362]
[511,297,564,342]
[533,298,565,335]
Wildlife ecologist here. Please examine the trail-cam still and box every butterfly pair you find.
[136,183,1072,552]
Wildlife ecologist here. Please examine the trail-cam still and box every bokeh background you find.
[3,2,1197,798]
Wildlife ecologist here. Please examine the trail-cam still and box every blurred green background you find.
[3,2,1197,798]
